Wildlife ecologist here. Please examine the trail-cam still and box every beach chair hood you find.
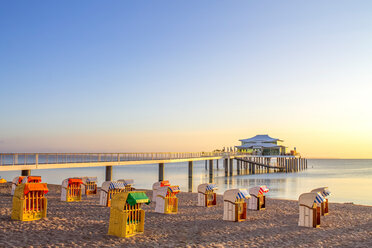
[101,181,128,192]
[13,176,25,185]
[68,178,83,185]
[82,177,98,184]
[127,192,150,206]
[299,192,325,208]
[223,189,250,203]
[311,187,330,198]
[22,176,42,184]
[152,180,170,190]
[111,191,150,209]
[249,185,269,197]
[198,183,218,194]
[118,179,134,185]
[157,185,180,197]
[24,183,49,195]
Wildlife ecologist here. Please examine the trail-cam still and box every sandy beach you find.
[0,183,371,248]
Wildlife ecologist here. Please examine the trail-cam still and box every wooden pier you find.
[234,157,307,174]
[0,152,307,192]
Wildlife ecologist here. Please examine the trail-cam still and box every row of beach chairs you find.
[9,175,331,238]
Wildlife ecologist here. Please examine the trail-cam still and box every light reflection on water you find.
[1,159,371,205]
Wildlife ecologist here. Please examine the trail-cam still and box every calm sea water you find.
[1,159,371,205]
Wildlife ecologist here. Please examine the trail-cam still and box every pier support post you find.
[229,158,233,176]
[105,166,112,181]
[285,158,288,172]
[158,163,164,182]
[205,160,207,170]
[224,158,228,177]
[237,160,240,175]
[209,160,214,183]
[216,159,219,169]
[188,161,193,192]
[14,154,18,165]
[21,170,30,176]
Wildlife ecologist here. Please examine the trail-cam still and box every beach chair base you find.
[108,209,145,238]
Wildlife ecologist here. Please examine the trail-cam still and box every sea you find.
[1,159,371,206]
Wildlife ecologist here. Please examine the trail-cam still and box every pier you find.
[0,152,307,192]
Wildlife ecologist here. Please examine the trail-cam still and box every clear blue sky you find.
[1,1,371,157]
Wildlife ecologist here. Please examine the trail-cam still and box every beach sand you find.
[0,182,371,248]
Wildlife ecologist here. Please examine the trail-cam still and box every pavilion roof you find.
[236,142,284,149]
[239,134,283,143]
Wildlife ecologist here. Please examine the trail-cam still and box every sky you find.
[0,1,371,158]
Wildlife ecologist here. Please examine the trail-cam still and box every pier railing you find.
[0,152,244,166]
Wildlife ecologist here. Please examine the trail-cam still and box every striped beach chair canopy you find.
[299,192,325,208]
[223,188,250,203]
[118,179,134,186]
[206,184,218,191]
[108,181,128,190]
[311,187,330,198]
[168,185,180,193]
[197,183,218,194]
[237,189,250,200]
[156,185,181,197]
[315,192,325,204]
[249,185,269,197]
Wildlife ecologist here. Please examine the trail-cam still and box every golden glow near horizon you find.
[1,126,372,159]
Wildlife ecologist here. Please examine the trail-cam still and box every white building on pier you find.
[236,134,286,155]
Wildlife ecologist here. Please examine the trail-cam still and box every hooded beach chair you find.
[311,187,330,216]
[154,185,180,214]
[61,178,83,202]
[152,180,170,201]
[108,191,150,238]
[248,185,269,210]
[81,177,98,195]
[223,189,250,222]
[100,181,131,207]
[11,176,25,196]
[11,176,42,196]
[197,183,218,207]
[11,183,48,221]
[298,192,325,228]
